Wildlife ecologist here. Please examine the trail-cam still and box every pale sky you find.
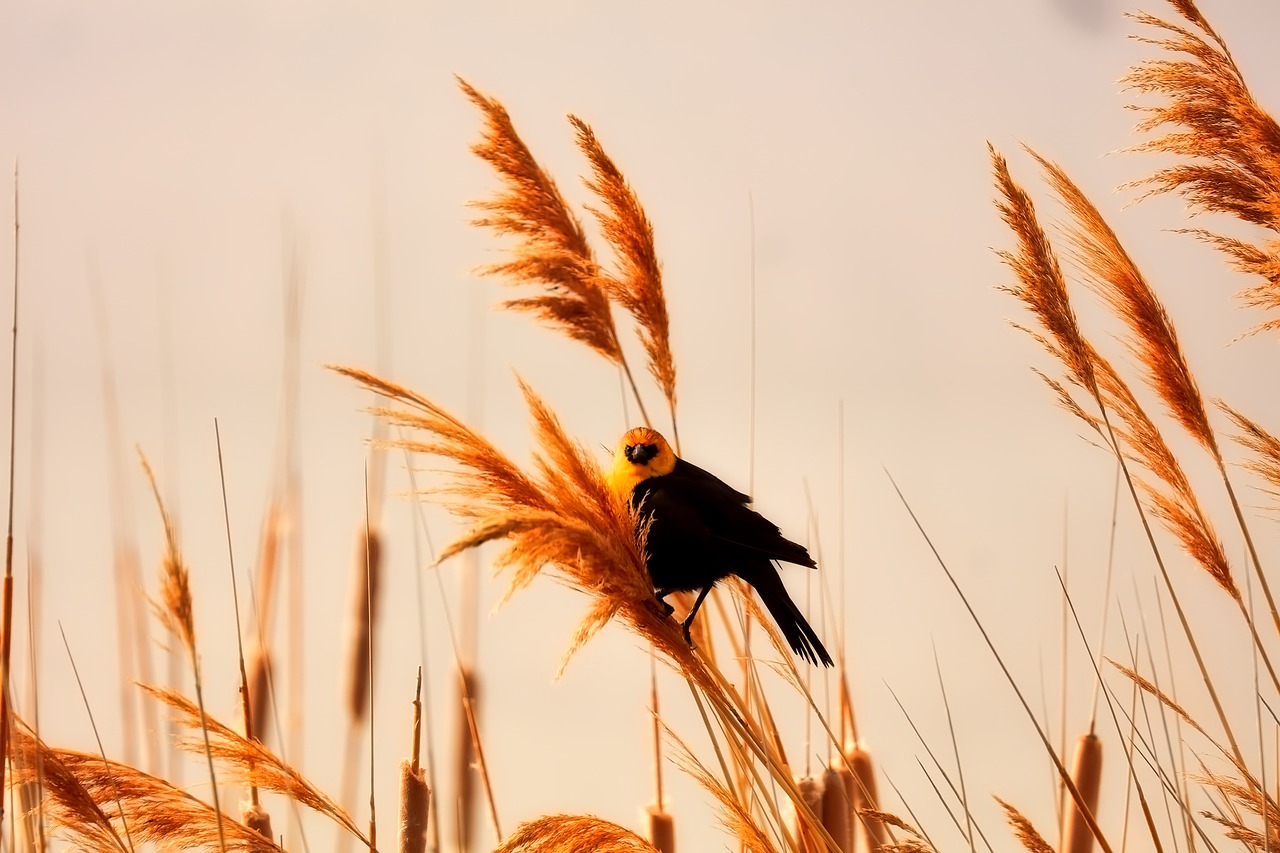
[3,1,1280,851]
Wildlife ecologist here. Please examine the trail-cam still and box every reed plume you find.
[141,684,371,847]
[996,797,1056,853]
[458,77,624,366]
[1222,403,1280,503]
[9,721,280,853]
[571,116,678,439]
[493,815,660,853]
[1125,1,1280,332]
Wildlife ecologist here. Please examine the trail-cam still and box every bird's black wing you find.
[666,459,815,568]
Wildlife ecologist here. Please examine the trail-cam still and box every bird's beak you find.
[625,443,657,464]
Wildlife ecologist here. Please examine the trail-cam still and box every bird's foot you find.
[653,589,675,618]
[680,618,696,650]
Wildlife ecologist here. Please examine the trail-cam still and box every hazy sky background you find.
[3,1,1280,850]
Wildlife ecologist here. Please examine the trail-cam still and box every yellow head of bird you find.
[608,427,677,496]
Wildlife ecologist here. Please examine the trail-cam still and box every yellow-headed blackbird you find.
[608,426,833,667]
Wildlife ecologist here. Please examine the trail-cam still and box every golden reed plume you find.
[995,797,1055,853]
[142,684,370,847]
[991,146,1237,601]
[457,77,623,365]
[492,814,660,853]
[8,720,280,853]
[570,116,677,428]
[1125,1,1280,333]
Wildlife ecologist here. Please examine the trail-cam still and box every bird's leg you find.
[652,587,676,618]
[680,586,713,649]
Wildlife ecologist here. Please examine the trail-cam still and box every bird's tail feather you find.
[751,565,833,667]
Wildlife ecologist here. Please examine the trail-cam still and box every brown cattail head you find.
[645,805,674,853]
[821,764,852,853]
[243,801,273,841]
[246,644,273,746]
[1061,733,1103,853]
[453,665,479,853]
[848,743,886,853]
[793,775,824,853]
[398,758,431,853]
[344,525,382,723]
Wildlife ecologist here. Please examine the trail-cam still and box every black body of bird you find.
[608,427,833,667]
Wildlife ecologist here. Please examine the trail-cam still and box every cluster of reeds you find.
[4,0,1280,851]
[987,2,1280,853]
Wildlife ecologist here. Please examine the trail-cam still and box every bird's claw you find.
[680,619,695,650]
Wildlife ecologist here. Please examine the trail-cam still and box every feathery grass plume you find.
[1196,772,1280,852]
[1061,733,1102,853]
[1125,2,1280,331]
[995,147,1240,607]
[139,449,227,853]
[8,722,127,853]
[996,797,1056,853]
[140,452,195,651]
[665,725,781,853]
[141,684,371,847]
[1033,149,1216,456]
[8,721,281,853]
[458,78,625,364]
[492,815,659,853]
[820,765,851,853]
[570,116,678,436]
[646,805,674,853]
[1032,149,1280,648]
[1106,660,1211,744]
[1222,403,1280,502]
[991,145,1098,397]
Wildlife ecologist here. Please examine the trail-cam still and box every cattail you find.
[822,764,852,852]
[401,668,432,853]
[454,665,479,853]
[1062,733,1102,853]
[645,805,674,853]
[345,525,382,722]
[246,644,273,747]
[399,760,430,853]
[793,775,824,853]
[243,801,273,841]
[848,743,886,853]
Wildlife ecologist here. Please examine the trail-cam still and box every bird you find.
[607,426,833,667]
